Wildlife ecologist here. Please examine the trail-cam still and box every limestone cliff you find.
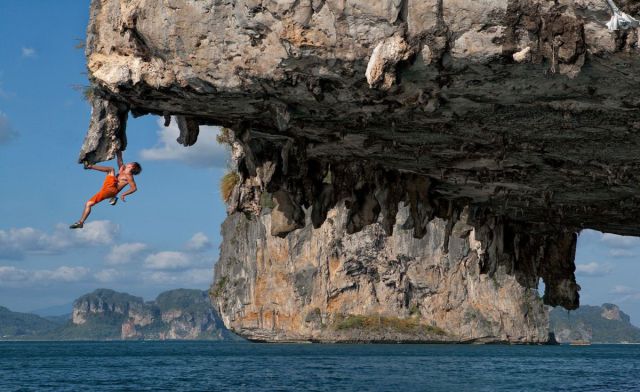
[213,203,549,343]
[81,0,640,341]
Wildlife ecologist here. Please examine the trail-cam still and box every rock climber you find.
[70,151,142,229]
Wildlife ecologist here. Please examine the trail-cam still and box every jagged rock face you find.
[224,132,581,310]
[601,303,625,321]
[72,289,232,340]
[72,289,145,325]
[83,0,640,237]
[213,203,550,343]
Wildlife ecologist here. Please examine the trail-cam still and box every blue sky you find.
[0,0,229,312]
[1,1,640,324]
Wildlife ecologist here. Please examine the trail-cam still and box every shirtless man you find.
[70,151,142,229]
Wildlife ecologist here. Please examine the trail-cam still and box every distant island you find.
[550,303,640,344]
[0,289,240,341]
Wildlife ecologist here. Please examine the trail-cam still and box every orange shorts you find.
[89,175,120,204]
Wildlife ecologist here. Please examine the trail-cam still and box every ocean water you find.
[0,342,638,391]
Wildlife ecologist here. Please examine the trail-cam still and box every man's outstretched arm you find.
[120,176,137,202]
[116,151,124,170]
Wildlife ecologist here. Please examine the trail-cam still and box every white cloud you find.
[73,221,119,245]
[0,220,119,260]
[0,266,30,282]
[611,285,638,295]
[94,268,124,283]
[0,227,55,257]
[185,232,212,252]
[0,111,16,144]
[610,285,640,303]
[575,262,612,277]
[39,266,90,282]
[105,242,148,265]
[144,251,191,270]
[21,47,36,58]
[0,265,89,286]
[139,118,230,167]
[599,232,640,259]
[0,226,73,259]
[609,249,636,258]
[600,233,640,249]
[145,268,212,285]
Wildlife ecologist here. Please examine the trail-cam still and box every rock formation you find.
[71,289,235,340]
[213,204,549,343]
[81,0,640,341]
[550,303,640,343]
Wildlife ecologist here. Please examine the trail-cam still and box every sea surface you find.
[0,341,638,391]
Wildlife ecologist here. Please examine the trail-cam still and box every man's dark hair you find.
[131,162,142,175]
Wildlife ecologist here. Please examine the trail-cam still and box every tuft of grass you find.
[210,276,228,298]
[71,84,97,102]
[423,324,448,336]
[333,314,446,336]
[220,172,239,202]
[334,314,369,330]
[409,304,421,317]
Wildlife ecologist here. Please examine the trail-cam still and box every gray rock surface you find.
[78,96,127,164]
[80,0,640,236]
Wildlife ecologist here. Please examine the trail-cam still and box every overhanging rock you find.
[78,96,128,164]
[82,0,640,317]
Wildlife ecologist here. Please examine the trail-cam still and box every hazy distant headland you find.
[550,303,640,344]
[0,289,240,341]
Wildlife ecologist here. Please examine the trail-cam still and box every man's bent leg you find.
[88,165,115,175]
[78,201,95,225]
[71,200,98,229]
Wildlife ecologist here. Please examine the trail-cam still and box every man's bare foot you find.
[109,197,118,206]
[69,222,84,229]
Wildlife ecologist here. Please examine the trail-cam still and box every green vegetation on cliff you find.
[0,306,59,337]
[46,315,126,340]
[76,289,144,308]
[333,314,447,336]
